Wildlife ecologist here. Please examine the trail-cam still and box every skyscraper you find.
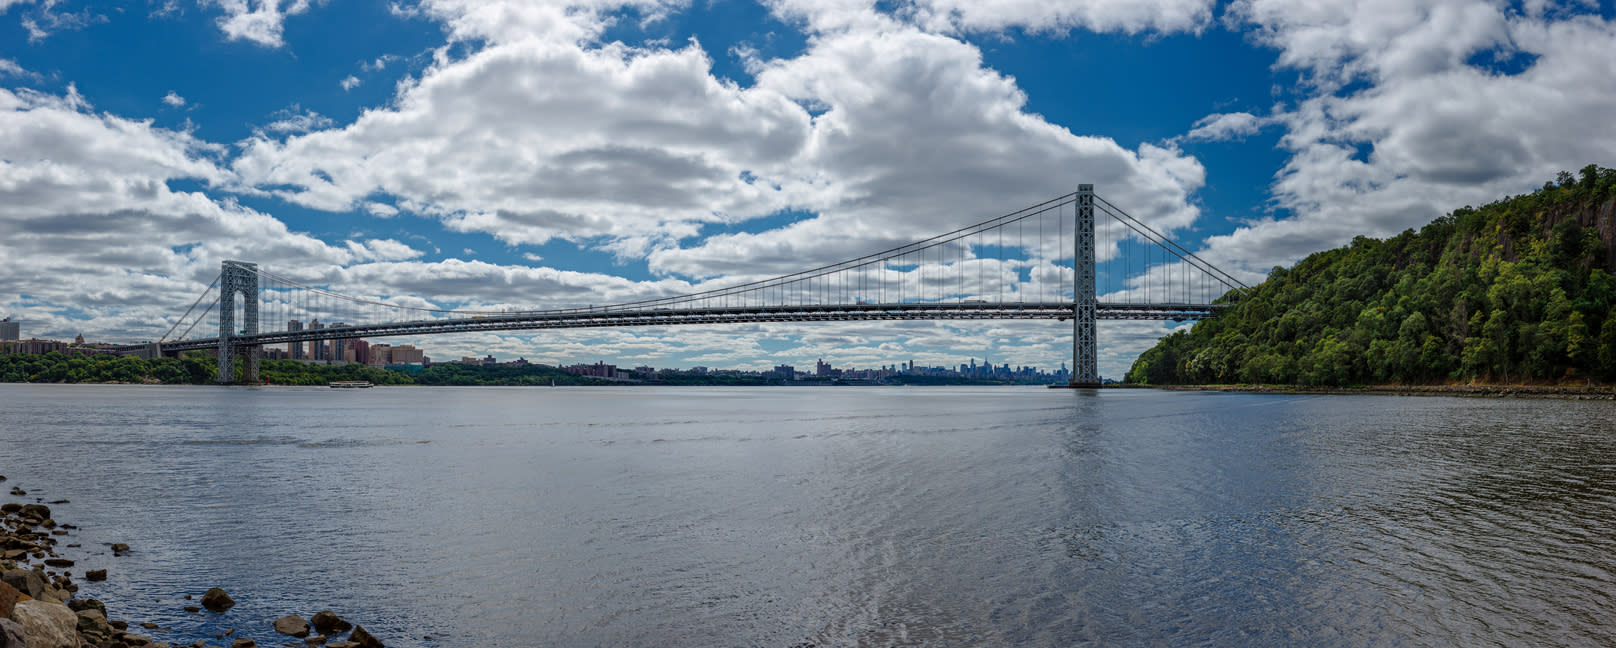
[287,319,304,359]
[329,322,349,363]
[349,339,370,365]
[0,317,17,341]
[309,319,325,361]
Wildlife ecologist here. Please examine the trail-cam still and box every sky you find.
[2,0,1614,378]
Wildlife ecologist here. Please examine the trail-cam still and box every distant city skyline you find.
[1,323,1076,379]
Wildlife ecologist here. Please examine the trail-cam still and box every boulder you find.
[67,598,105,615]
[16,505,48,521]
[1,570,45,600]
[348,625,384,648]
[0,504,18,514]
[183,606,200,613]
[303,635,327,646]
[42,559,72,568]
[200,587,235,612]
[273,615,310,638]
[309,612,350,635]
[0,582,19,618]
[75,607,112,644]
[111,544,130,553]
[9,599,79,648]
[85,569,107,581]
[230,639,256,648]
[0,618,25,648]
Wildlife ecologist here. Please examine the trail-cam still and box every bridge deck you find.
[137,301,1220,353]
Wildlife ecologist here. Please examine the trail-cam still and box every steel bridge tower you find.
[217,260,260,384]
[1069,184,1099,387]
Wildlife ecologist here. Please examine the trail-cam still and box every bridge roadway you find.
[123,301,1219,354]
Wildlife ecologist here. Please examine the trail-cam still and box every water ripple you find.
[3,385,1616,646]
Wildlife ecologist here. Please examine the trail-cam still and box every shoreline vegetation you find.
[0,352,1053,387]
[1128,165,1616,389]
[1140,383,1616,400]
[1,477,388,648]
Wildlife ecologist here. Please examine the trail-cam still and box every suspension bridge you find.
[114,186,1248,386]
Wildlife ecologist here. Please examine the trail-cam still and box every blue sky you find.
[3,0,1614,377]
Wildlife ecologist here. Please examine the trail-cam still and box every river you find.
[2,384,1614,646]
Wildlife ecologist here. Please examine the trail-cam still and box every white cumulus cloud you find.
[1199,0,1616,280]
[208,0,320,48]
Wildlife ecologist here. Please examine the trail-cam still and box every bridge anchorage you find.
[131,185,1248,386]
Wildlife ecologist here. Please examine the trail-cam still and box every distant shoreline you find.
[1145,383,1616,400]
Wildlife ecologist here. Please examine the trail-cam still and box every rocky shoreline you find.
[1148,383,1616,400]
[2,477,390,648]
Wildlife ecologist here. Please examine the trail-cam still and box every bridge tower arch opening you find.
[217,260,260,384]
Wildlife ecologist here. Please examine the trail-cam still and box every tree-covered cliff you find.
[1128,164,1616,386]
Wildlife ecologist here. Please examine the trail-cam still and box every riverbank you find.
[1150,383,1616,399]
[2,477,388,648]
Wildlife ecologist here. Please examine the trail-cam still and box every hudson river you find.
[3,384,1615,646]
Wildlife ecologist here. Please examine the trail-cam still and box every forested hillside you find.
[1128,165,1616,386]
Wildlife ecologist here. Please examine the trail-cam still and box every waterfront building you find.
[367,343,391,365]
[348,339,370,365]
[388,345,425,364]
[567,362,618,379]
[0,338,66,354]
[0,317,17,341]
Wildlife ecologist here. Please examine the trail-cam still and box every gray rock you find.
[273,615,310,638]
[67,598,105,616]
[309,612,350,635]
[200,587,236,612]
[1,570,46,600]
[75,607,112,643]
[0,618,25,648]
[347,625,383,648]
[8,599,80,648]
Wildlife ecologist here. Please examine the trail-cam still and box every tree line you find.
[1128,164,1616,386]
[0,353,610,386]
